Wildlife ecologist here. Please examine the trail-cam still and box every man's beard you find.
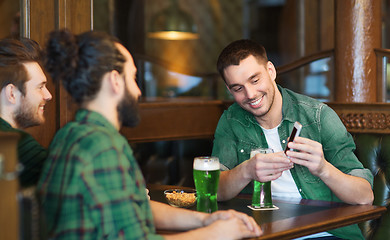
[14,98,42,129]
[117,88,140,128]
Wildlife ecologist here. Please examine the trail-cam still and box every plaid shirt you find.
[37,109,163,240]
[0,117,47,188]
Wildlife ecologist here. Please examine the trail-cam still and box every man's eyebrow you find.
[248,72,260,80]
[37,80,47,86]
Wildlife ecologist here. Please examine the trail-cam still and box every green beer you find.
[251,148,273,208]
[193,157,220,213]
[252,181,273,208]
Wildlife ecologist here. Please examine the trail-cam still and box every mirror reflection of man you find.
[0,38,52,188]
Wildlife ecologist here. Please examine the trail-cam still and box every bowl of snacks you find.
[164,189,197,208]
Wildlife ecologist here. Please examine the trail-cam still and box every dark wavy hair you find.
[217,39,268,82]
[44,29,126,104]
[0,37,42,95]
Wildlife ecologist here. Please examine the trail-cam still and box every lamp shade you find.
[147,0,198,40]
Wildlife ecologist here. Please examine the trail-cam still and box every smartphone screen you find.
[284,121,302,153]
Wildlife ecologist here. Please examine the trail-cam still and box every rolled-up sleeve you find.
[320,105,374,188]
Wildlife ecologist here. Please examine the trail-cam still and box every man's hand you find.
[285,136,328,177]
[286,136,374,205]
[248,151,293,182]
[202,209,262,237]
[218,149,292,201]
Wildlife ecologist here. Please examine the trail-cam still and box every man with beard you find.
[37,30,261,240]
[0,38,52,187]
[212,39,374,239]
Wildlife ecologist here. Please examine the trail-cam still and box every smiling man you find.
[0,38,52,188]
[212,39,374,240]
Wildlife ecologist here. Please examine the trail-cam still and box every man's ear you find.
[267,61,277,81]
[106,70,124,95]
[3,84,21,104]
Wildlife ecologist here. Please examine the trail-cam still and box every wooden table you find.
[148,184,386,240]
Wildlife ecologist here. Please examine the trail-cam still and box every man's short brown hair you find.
[217,39,268,83]
[0,38,42,95]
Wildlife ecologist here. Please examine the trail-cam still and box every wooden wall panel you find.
[57,0,92,32]
[0,0,19,39]
[29,0,55,44]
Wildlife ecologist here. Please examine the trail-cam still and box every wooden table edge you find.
[253,205,386,240]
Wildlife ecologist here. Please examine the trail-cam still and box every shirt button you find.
[282,140,286,144]
[299,188,302,192]
[240,149,244,153]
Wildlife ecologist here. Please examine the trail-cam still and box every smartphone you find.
[284,121,303,154]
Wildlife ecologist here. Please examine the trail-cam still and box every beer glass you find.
[193,156,220,213]
[251,148,273,208]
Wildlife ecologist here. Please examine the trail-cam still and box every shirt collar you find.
[278,85,295,123]
[0,117,13,130]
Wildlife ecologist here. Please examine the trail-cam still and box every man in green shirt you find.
[212,39,374,239]
[37,29,261,240]
[0,38,52,187]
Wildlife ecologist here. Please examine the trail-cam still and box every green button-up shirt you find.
[212,85,373,240]
[37,109,163,240]
[0,117,47,188]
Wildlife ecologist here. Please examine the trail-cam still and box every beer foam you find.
[193,157,220,171]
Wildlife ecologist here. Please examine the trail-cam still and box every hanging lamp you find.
[147,0,199,40]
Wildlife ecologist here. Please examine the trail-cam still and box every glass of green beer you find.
[193,156,220,213]
[251,148,273,208]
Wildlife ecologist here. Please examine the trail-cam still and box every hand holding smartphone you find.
[284,121,302,154]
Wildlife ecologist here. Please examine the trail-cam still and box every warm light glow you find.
[147,31,199,40]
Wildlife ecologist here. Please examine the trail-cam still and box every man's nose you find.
[246,86,257,99]
[44,87,52,101]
